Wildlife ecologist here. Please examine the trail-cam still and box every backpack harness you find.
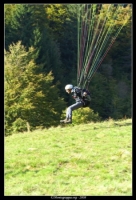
[71,87,91,107]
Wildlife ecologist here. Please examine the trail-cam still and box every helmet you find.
[65,84,73,90]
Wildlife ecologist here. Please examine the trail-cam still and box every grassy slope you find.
[5,119,132,196]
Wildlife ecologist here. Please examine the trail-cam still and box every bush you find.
[72,107,101,125]
[5,120,13,136]
[12,118,27,133]
[61,107,101,125]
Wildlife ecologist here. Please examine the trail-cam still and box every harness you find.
[71,87,91,107]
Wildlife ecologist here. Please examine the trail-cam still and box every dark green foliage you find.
[90,66,131,119]
[5,4,48,50]
[30,27,63,84]
[89,73,113,119]
[5,4,35,50]
[45,4,77,85]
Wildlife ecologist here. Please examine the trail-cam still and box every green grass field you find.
[5,118,132,196]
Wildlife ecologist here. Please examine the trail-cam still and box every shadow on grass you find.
[5,169,40,177]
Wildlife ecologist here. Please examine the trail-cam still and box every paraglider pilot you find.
[60,84,91,124]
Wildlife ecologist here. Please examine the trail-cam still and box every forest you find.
[4,4,132,134]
